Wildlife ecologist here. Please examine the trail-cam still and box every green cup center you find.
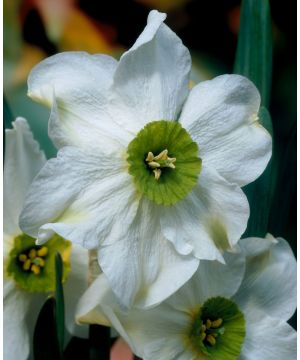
[127,120,202,206]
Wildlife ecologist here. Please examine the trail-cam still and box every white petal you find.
[240,310,296,360]
[19,146,139,250]
[4,281,32,360]
[165,251,245,313]
[112,10,191,127]
[160,166,249,261]
[235,236,297,322]
[64,244,89,338]
[77,274,190,359]
[76,275,134,349]
[28,52,133,151]
[180,74,272,186]
[4,118,46,236]
[98,198,199,308]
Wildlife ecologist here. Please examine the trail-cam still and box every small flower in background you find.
[19,10,271,309]
[4,118,89,360]
[77,234,296,360]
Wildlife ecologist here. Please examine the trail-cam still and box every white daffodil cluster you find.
[4,9,296,360]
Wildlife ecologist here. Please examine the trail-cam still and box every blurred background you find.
[4,0,297,356]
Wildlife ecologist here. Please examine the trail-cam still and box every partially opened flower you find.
[4,118,89,360]
[77,235,296,360]
[20,10,271,308]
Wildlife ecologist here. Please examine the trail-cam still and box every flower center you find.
[18,245,48,275]
[187,297,245,360]
[127,120,202,205]
[200,318,224,347]
[145,149,176,180]
[6,233,72,293]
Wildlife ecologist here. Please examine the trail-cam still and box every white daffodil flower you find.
[19,10,271,308]
[4,118,89,360]
[77,234,296,360]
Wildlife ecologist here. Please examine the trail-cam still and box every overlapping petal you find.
[28,52,133,152]
[64,244,89,337]
[159,166,249,261]
[99,198,199,308]
[4,118,46,236]
[240,310,296,360]
[3,281,31,360]
[180,74,272,187]
[113,10,191,125]
[19,146,139,249]
[235,236,297,322]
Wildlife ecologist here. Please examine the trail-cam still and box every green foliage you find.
[234,0,272,108]
[234,0,274,237]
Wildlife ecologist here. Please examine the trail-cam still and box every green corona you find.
[127,120,202,205]
[6,233,71,293]
[187,297,246,360]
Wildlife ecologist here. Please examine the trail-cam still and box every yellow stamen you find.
[31,264,41,275]
[153,149,168,161]
[148,161,161,168]
[19,254,27,262]
[29,249,37,259]
[153,168,162,180]
[145,152,154,162]
[146,149,176,180]
[206,334,216,346]
[23,259,31,271]
[33,257,45,267]
[206,319,212,329]
[37,246,48,257]
[211,318,223,328]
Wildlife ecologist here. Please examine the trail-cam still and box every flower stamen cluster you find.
[18,246,48,275]
[145,149,176,180]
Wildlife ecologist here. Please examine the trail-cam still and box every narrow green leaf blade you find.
[33,297,62,360]
[234,0,272,107]
[55,253,65,354]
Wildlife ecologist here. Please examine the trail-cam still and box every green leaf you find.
[55,253,65,354]
[234,0,272,108]
[33,297,62,360]
[89,324,110,360]
[243,107,274,237]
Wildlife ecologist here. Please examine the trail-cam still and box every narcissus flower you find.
[77,235,296,360]
[4,118,89,360]
[20,10,271,308]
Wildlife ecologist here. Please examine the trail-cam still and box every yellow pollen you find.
[31,264,41,275]
[153,168,162,180]
[206,334,216,346]
[23,259,31,271]
[201,318,224,347]
[37,246,48,257]
[206,319,212,329]
[211,318,223,328]
[19,254,27,262]
[29,249,37,259]
[33,257,45,267]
